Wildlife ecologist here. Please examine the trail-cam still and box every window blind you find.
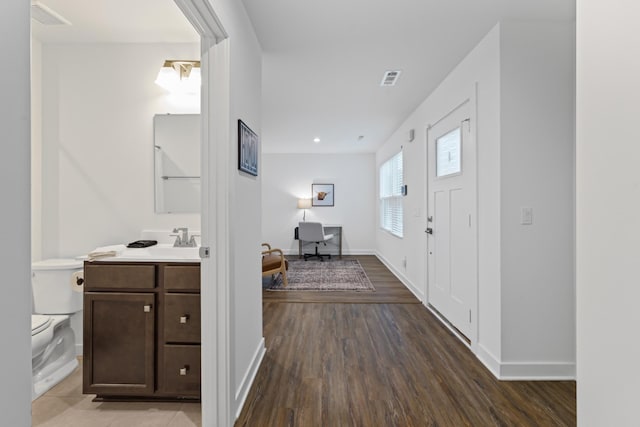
[380,151,403,237]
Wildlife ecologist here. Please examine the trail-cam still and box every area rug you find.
[268,259,375,291]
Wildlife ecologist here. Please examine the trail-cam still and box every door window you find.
[436,127,461,177]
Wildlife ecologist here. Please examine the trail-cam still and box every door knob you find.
[143,304,152,312]
[425,228,433,235]
[180,315,190,324]
[179,366,189,376]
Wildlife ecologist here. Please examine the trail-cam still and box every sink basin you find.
[117,244,200,262]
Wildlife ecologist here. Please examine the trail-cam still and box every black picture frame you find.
[238,119,258,176]
[312,183,334,206]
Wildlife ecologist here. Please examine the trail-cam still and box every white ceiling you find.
[31,0,198,44]
[31,0,575,154]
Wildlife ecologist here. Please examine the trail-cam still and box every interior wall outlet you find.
[521,207,533,225]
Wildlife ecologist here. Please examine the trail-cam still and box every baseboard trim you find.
[234,337,266,420]
[476,344,501,378]
[374,251,425,301]
[499,361,576,380]
[476,345,575,380]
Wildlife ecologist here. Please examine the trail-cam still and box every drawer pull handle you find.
[180,315,190,324]
[143,304,152,313]
[179,366,189,376]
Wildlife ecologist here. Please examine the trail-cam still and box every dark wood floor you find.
[240,256,576,426]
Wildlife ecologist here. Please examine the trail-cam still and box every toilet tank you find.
[32,259,84,314]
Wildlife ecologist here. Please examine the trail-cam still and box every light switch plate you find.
[521,207,533,225]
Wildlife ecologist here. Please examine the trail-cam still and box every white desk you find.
[295,224,342,259]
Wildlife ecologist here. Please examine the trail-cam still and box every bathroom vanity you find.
[82,260,200,401]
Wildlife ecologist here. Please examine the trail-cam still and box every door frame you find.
[424,85,479,351]
[173,1,230,425]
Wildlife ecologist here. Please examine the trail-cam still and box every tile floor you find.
[31,359,201,427]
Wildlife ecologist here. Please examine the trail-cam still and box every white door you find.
[426,100,477,340]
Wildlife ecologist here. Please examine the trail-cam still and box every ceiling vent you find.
[31,1,71,26]
[380,70,401,87]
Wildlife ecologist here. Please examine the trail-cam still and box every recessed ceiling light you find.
[313,137,321,143]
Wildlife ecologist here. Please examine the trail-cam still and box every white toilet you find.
[31,258,84,400]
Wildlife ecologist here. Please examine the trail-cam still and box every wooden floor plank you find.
[238,256,576,426]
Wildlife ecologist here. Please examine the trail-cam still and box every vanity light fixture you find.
[155,60,201,94]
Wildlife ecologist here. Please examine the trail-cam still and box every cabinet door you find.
[83,292,155,396]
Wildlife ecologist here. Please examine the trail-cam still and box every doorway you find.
[426,98,478,343]
[30,0,230,425]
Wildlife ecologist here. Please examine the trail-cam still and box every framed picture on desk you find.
[312,183,334,206]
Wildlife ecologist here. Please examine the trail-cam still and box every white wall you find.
[576,1,640,425]
[0,1,33,425]
[39,43,200,259]
[376,21,575,379]
[499,22,575,372]
[208,0,265,417]
[262,153,376,255]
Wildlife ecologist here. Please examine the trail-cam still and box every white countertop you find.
[84,243,201,263]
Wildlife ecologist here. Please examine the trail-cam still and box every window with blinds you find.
[380,151,403,237]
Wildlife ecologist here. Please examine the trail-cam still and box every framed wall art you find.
[312,183,334,206]
[238,119,258,176]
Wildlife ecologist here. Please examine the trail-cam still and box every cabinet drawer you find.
[163,345,201,396]
[84,264,156,290]
[164,294,200,343]
[163,265,200,291]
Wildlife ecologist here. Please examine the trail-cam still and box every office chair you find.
[298,222,334,261]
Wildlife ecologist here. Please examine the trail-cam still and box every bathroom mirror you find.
[153,114,200,213]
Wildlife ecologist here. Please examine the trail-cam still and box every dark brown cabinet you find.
[83,261,200,401]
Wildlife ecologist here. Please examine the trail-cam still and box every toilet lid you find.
[32,258,83,270]
[31,315,52,336]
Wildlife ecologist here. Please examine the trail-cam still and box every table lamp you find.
[297,198,312,221]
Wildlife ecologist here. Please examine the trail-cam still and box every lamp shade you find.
[297,198,312,209]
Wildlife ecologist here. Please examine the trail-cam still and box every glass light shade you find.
[155,65,201,95]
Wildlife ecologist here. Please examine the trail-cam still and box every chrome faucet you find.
[171,227,199,247]
[172,227,191,247]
